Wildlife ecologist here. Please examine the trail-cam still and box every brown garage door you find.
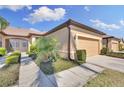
[78,36,99,57]
[112,43,118,51]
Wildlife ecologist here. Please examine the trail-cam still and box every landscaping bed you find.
[84,69,124,87]
[106,52,124,59]
[0,64,20,87]
[39,58,79,75]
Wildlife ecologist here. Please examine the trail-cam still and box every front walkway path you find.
[47,63,104,87]
[19,56,104,87]
[19,57,54,87]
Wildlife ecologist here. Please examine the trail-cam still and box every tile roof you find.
[2,27,45,37]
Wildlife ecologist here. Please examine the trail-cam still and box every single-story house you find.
[102,35,120,52]
[0,27,44,52]
[44,19,106,60]
[0,19,121,60]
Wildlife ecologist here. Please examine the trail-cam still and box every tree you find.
[0,16,9,31]
[35,36,59,65]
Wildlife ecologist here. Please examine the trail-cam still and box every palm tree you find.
[0,16,9,31]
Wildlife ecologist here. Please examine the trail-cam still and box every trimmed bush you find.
[10,51,21,56]
[0,47,6,56]
[5,55,19,65]
[6,51,21,64]
[100,48,108,55]
[106,52,124,59]
[28,44,37,59]
[30,44,37,54]
[76,50,86,64]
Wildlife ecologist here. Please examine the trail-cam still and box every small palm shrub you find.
[0,47,6,56]
[35,37,59,65]
[76,50,86,64]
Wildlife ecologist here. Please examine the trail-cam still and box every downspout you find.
[67,24,74,61]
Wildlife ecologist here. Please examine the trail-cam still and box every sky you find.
[0,5,124,38]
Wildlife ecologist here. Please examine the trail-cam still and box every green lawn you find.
[39,58,79,75]
[84,69,124,87]
[0,64,20,87]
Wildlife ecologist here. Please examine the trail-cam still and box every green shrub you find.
[106,52,124,58]
[5,55,19,65]
[6,51,21,64]
[0,47,6,56]
[10,51,21,56]
[100,48,109,55]
[28,44,37,59]
[76,50,86,64]
[29,53,37,60]
[30,44,37,54]
[35,37,59,64]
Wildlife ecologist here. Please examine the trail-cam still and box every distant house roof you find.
[1,27,45,37]
[44,19,106,35]
[103,35,120,41]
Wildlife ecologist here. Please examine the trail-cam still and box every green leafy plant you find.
[100,47,109,55]
[0,16,9,31]
[28,44,38,60]
[6,51,21,64]
[10,51,21,56]
[119,43,124,51]
[76,50,86,64]
[5,55,19,65]
[35,36,59,65]
[0,47,6,56]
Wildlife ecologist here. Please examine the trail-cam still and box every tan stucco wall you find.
[45,27,69,59]
[44,25,103,59]
[70,25,103,58]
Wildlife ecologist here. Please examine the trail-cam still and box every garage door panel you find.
[112,43,118,51]
[78,37,99,57]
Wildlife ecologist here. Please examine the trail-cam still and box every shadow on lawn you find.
[39,61,58,87]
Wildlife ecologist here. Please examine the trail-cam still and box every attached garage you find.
[44,19,105,60]
[111,42,118,51]
[77,36,99,57]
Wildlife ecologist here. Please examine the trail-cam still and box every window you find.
[22,41,27,47]
[16,41,19,47]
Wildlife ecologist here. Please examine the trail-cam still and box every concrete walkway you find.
[87,55,124,73]
[19,56,104,87]
[19,57,54,87]
[47,63,104,87]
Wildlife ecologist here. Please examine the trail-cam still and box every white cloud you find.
[30,28,40,32]
[0,5,32,11]
[84,6,90,11]
[120,20,124,26]
[90,19,120,30]
[23,6,66,24]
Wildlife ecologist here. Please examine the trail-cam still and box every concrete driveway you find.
[87,55,124,73]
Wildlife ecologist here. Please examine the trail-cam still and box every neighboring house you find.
[120,38,124,50]
[44,19,106,60]
[102,35,120,52]
[0,27,44,52]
